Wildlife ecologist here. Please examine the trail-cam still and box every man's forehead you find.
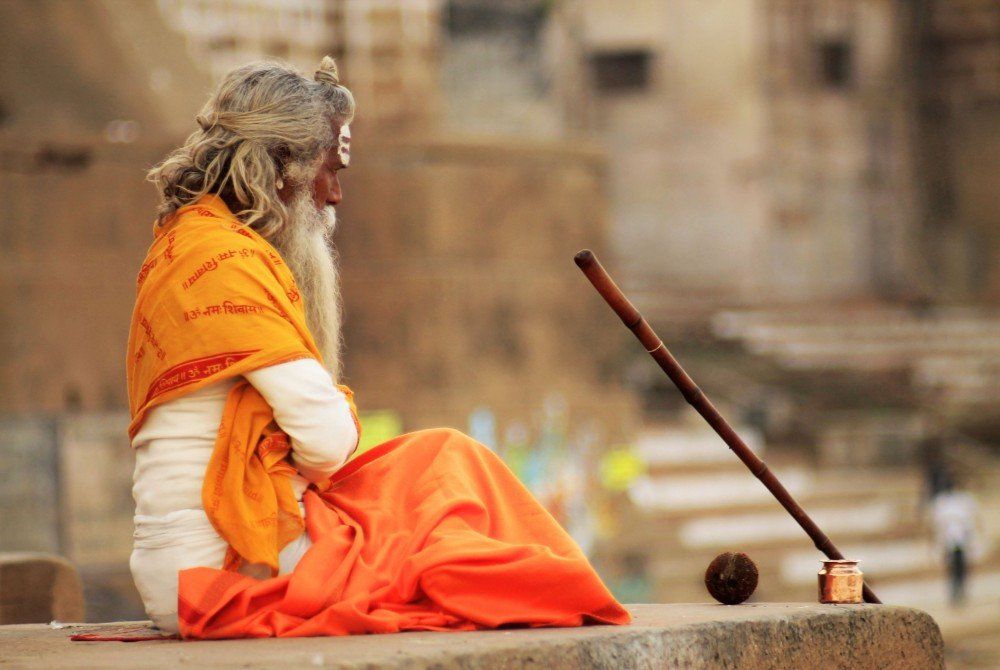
[336,124,350,168]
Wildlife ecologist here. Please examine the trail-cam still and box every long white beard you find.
[269,189,342,378]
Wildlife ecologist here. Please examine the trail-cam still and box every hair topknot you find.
[315,56,341,86]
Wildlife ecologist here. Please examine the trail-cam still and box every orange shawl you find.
[126,195,354,573]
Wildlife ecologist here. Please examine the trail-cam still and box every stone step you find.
[626,468,921,517]
[676,500,911,550]
[714,312,1000,342]
[746,330,1000,350]
[877,572,1000,643]
[0,553,84,625]
[780,539,946,585]
[607,510,930,561]
[641,449,816,480]
[874,569,1000,609]
[635,425,765,469]
[712,308,1000,373]
[0,604,945,670]
[940,622,1000,668]
[771,348,1000,373]
[627,468,811,513]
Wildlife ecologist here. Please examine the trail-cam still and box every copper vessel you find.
[818,559,864,604]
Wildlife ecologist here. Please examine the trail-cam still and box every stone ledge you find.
[0,603,943,670]
[0,553,84,625]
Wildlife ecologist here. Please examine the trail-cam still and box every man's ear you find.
[276,173,295,204]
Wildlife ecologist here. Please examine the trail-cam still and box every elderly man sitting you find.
[127,57,628,639]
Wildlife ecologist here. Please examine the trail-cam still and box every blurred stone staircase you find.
[607,423,1000,642]
[711,306,1000,413]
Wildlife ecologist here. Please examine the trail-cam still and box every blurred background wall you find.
[0,0,997,665]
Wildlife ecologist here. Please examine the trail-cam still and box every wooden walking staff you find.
[574,250,881,605]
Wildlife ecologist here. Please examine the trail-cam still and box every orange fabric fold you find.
[178,428,631,638]
[208,381,360,572]
[126,195,356,572]
[207,380,304,572]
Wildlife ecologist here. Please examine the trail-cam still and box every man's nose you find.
[328,175,342,206]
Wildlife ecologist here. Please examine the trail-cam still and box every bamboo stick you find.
[574,249,880,604]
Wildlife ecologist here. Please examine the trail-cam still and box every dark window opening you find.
[64,384,83,411]
[590,50,652,93]
[36,146,92,172]
[818,40,853,89]
[445,1,547,39]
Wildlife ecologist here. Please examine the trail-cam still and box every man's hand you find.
[293,458,337,486]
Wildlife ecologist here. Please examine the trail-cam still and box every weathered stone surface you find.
[0,553,84,625]
[0,603,943,669]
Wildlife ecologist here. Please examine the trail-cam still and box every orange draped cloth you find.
[128,195,630,639]
[179,429,630,638]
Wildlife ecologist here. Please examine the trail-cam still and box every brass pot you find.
[818,559,864,604]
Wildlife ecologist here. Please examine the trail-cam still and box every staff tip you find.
[574,249,594,268]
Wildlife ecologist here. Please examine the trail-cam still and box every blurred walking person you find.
[931,479,980,607]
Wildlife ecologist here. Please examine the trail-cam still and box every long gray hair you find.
[147,57,355,238]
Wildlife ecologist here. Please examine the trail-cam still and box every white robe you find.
[130,358,358,632]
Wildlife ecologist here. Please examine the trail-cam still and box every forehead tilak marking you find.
[337,125,351,167]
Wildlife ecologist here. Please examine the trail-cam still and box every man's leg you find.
[950,546,967,606]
